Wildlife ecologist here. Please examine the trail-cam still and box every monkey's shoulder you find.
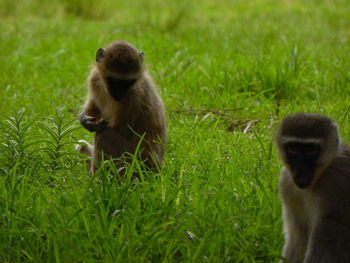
[318,144,350,201]
[327,144,350,174]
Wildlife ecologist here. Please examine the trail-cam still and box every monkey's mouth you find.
[107,86,130,101]
[105,77,136,101]
[291,169,315,189]
[289,161,315,189]
[293,175,312,189]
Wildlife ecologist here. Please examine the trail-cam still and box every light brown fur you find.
[78,41,166,173]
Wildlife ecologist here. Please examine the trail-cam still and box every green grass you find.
[1,0,350,262]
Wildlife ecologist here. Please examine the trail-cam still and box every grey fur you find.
[276,113,350,263]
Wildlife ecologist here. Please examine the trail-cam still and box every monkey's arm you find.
[80,100,108,132]
[279,207,308,263]
[281,229,307,263]
[304,217,350,263]
[278,173,308,263]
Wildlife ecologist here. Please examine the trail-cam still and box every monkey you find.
[275,113,350,263]
[77,41,166,174]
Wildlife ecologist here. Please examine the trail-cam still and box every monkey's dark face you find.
[284,142,321,189]
[95,42,144,77]
[95,42,144,101]
[105,77,136,101]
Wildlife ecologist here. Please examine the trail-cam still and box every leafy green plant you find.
[36,114,79,173]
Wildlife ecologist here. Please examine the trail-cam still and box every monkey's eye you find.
[124,79,136,84]
[303,144,320,156]
[286,143,299,154]
[105,77,137,90]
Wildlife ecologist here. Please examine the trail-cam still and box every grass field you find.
[1,0,350,262]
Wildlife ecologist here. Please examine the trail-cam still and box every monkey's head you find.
[95,41,144,101]
[276,113,340,189]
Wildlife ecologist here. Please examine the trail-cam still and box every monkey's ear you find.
[139,52,144,63]
[96,48,105,62]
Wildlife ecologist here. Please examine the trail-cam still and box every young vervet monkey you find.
[77,41,166,173]
[276,113,350,263]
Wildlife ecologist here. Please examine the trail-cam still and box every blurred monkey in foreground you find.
[276,113,350,263]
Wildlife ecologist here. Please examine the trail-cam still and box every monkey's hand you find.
[80,114,108,132]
